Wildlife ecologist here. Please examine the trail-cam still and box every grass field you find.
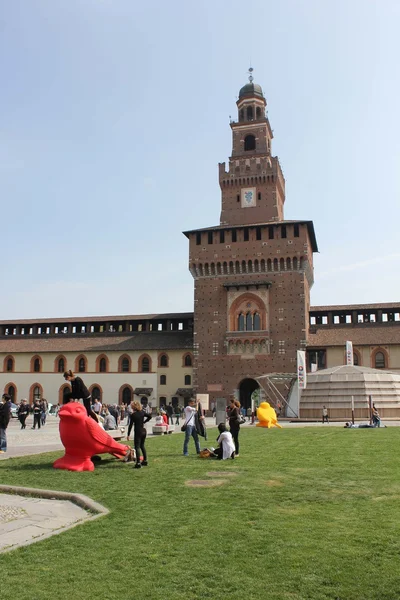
[1,426,400,600]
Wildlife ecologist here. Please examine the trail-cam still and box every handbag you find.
[181,412,195,432]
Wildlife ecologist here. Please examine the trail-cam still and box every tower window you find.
[268,226,274,240]
[196,232,201,245]
[256,106,262,119]
[232,229,237,242]
[208,231,213,244]
[219,230,225,243]
[244,135,256,151]
[237,194,240,202]
[239,109,244,122]
[244,228,249,242]
[281,225,287,239]
[256,227,262,241]
[294,224,300,237]
[246,106,253,121]
[258,192,261,200]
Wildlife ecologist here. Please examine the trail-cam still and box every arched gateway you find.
[239,378,259,411]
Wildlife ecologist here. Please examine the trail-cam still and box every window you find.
[281,225,287,239]
[219,230,225,243]
[6,357,14,372]
[160,375,167,385]
[122,387,132,405]
[33,386,41,402]
[238,313,245,331]
[232,229,237,242]
[246,106,253,120]
[34,358,41,372]
[57,358,65,373]
[246,313,253,330]
[196,232,201,245]
[92,386,101,401]
[185,375,191,385]
[239,109,244,122]
[99,358,107,373]
[375,351,385,369]
[140,356,150,372]
[353,352,359,366]
[253,313,261,330]
[244,228,249,242]
[244,134,256,151]
[121,357,130,372]
[159,354,168,367]
[236,194,240,203]
[78,358,86,372]
[8,385,15,402]
[159,396,167,407]
[268,226,274,240]
[294,224,300,237]
[184,354,192,367]
[256,106,262,119]
[256,227,261,241]
[208,231,213,244]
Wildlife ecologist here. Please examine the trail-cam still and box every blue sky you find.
[1,0,399,319]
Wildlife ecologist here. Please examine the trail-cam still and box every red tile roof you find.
[308,326,400,347]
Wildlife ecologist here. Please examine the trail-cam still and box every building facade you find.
[1,75,399,412]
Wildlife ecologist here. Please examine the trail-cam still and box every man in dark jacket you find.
[0,394,11,453]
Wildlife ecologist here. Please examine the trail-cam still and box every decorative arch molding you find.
[89,383,103,402]
[371,347,389,369]
[229,292,267,332]
[95,354,109,373]
[4,381,18,402]
[138,353,152,373]
[3,355,15,373]
[182,353,193,367]
[59,383,71,405]
[54,354,67,374]
[75,354,88,373]
[158,353,169,368]
[119,384,134,405]
[118,354,132,373]
[30,355,42,373]
[29,382,43,405]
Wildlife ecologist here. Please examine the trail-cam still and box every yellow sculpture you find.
[256,402,282,428]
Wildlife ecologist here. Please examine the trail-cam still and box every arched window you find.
[33,386,41,402]
[34,358,41,373]
[184,375,191,385]
[253,313,261,331]
[160,374,167,385]
[6,357,14,372]
[184,354,193,367]
[256,106,262,119]
[140,355,151,373]
[246,312,253,331]
[99,358,107,373]
[91,386,101,401]
[239,109,244,122]
[246,106,253,120]
[244,135,256,151]
[122,358,130,372]
[238,314,245,331]
[159,354,168,367]
[353,352,359,366]
[375,351,385,369]
[122,387,132,405]
[78,358,86,372]
[57,358,65,373]
[8,385,15,402]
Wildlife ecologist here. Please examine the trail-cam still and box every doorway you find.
[239,378,259,410]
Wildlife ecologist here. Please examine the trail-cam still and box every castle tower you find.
[184,71,318,408]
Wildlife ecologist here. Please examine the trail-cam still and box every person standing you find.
[40,398,48,427]
[227,398,241,457]
[17,399,29,429]
[127,400,152,468]
[182,399,202,456]
[63,370,98,422]
[0,394,11,453]
[166,402,174,425]
[32,401,42,429]
[372,404,381,427]
[322,406,329,424]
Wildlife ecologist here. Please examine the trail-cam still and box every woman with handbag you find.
[227,398,241,457]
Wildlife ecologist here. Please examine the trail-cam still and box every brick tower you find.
[184,71,318,408]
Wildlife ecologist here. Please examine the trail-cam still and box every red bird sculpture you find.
[53,402,130,471]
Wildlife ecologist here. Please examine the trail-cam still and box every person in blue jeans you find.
[183,399,202,456]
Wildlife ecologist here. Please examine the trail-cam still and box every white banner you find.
[297,350,307,390]
[346,341,354,366]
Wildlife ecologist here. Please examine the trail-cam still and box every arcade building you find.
[1,74,399,413]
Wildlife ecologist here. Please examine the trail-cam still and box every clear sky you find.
[1,0,399,319]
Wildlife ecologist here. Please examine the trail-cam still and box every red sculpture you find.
[53,402,130,472]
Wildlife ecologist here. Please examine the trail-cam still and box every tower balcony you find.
[225,330,271,356]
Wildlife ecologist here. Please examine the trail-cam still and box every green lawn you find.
[1,427,400,600]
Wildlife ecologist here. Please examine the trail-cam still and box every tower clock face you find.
[241,187,256,208]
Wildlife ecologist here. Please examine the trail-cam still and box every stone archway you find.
[239,378,259,411]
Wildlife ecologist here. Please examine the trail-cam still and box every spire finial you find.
[248,66,254,83]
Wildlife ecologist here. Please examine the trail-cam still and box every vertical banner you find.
[346,341,354,366]
[297,350,307,390]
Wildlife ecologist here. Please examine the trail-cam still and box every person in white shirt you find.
[183,399,202,456]
[215,423,235,460]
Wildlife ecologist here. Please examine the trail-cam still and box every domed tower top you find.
[236,68,266,122]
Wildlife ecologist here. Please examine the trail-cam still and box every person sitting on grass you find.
[214,423,236,460]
